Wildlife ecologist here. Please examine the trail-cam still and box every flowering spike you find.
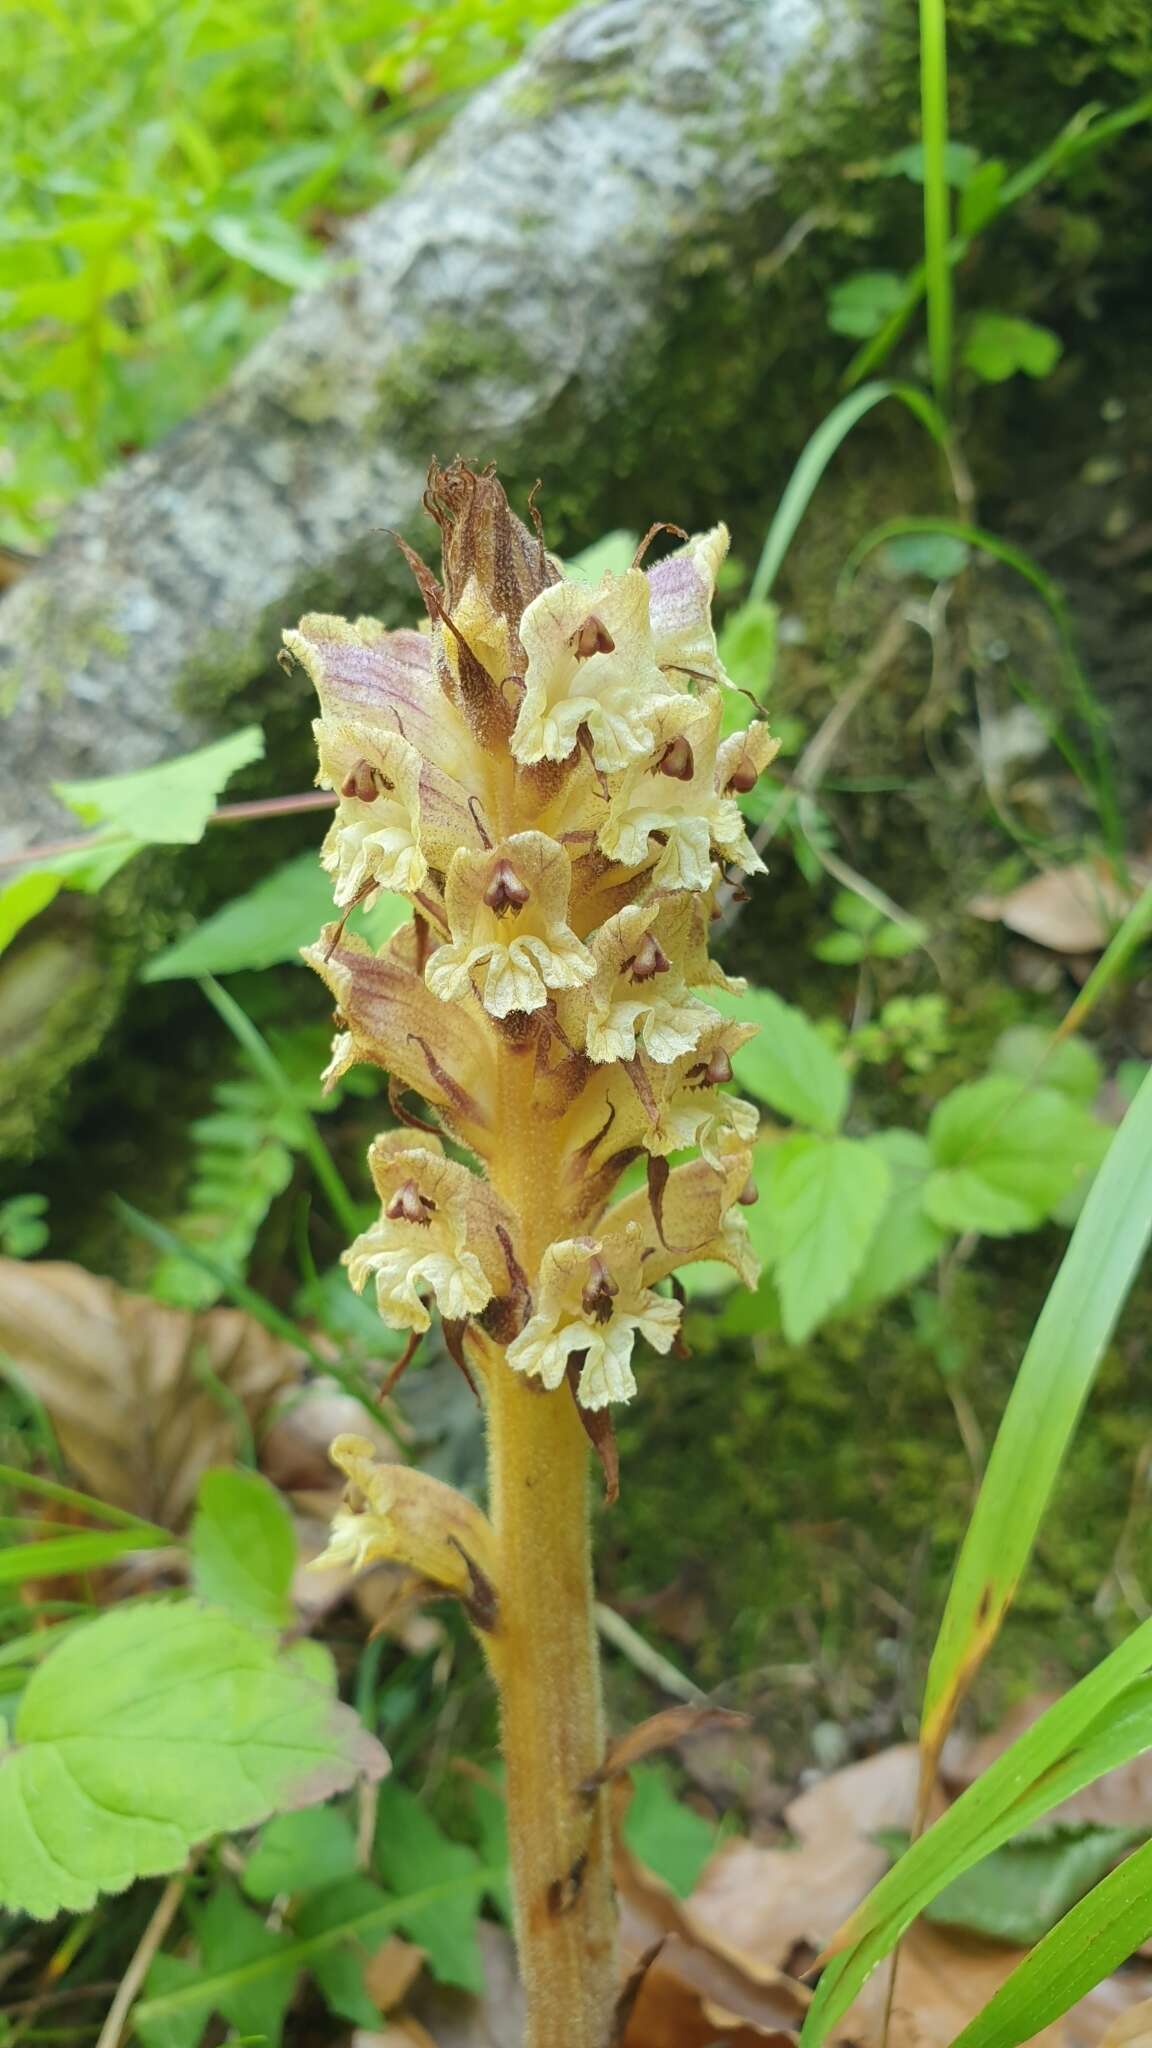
[294,464,771,2048]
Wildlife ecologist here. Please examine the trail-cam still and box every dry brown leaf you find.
[405,1924,524,2048]
[1100,1995,1152,2047]
[589,1705,750,1791]
[968,856,1152,954]
[0,1256,299,1523]
[353,2024,439,2048]
[943,1695,1152,1829]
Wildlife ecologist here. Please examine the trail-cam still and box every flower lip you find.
[386,1179,437,1226]
[581,1256,619,1323]
[483,858,531,915]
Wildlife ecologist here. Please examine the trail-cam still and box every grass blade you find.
[950,1834,1152,2048]
[1060,876,1152,1041]
[921,1065,1152,1762]
[841,515,1120,852]
[199,974,363,1242]
[0,1528,172,1584]
[0,1464,168,1535]
[918,0,952,408]
[748,382,951,605]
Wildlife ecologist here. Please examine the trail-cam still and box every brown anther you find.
[385,1179,437,1226]
[484,859,531,915]
[581,1257,619,1324]
[737,1177,759,1207]
[628,932,670,983]
[706,1046,733,1087]
[655,734,695,781]
[725,755,761,795]
[570,614,615,660]
[340,759,382,803]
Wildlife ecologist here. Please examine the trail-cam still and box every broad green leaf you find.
[467,1775,514,1923]
[142,853,410,981]
[880,140,981,187]
[207,214,330,289]
[924,1074,1102,1234]
[961,312,1062,383]
[758,1135,891,1342]
[958,158,1006,235]
[949,1834,1152,2048]
[884,1820,1142,1947]
[135,1955,206,2048]
[0,1601,388,1917]
[0,837,138,956]
[624,1764,718,1898]
[990,1025,1102,1106]
[711,987,849,1133]
[190,1467,296,1629]
[840,1130,948,1313]
[827,272,907,340]
[0,1525,170,1584]
[293,1876,395,2027]
[921,1066,1152,1757]
[373,1782,484,1991]
[55,727,264,845]
[243,1806,359,1902]
[0,868,63,950]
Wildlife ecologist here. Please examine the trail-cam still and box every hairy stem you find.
[487,1365,616,2048]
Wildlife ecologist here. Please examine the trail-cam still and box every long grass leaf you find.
[0,1464,168,1535]
[919,1066,1152,1760]
[841,515,1120,851]
[918,0,951,408]
[748,382,950,605]
[0,1528,172,1584]
[949,1834,1152,2048]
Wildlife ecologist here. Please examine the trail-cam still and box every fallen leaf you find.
[589,1706,750,1791]
[968,856,1152,955]
[1100,1996,1152,2047]
[362,1938,426,2014]
[0,1257,299,1522]
[943,1695,1152,1829]
[404,1923,523,2047]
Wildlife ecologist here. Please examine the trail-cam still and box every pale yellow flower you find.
[315,723,427,907]
[505,1225,681,1409]
[598,691,777,893]
[511,569,679,773]
[572,900,716,1066]
[426,831,595,1019]
[645,525,732,687]
[344,1134,507,1333]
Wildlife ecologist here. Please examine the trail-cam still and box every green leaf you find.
[0,1525,170,1584]
[55,728,264,845]
[710,986,849,1133]
[565,530,638,582]
[142,853,410,981]
[827,272,908,340]
[294,1875,403,2027]
[207,214,330,290]
[624,1764,718,1898]
[0,1192,50,1258]
[135,1955,206,2048]
[948,1833,1152,2048]
[243,1806,360,1902]
[373,1782,484,1991]
[958,158,1006,235]
[466,1774,514,1923]
[812,929,867,964]
[990,1026,1102,1106]
[0,1602,387,1917]
[758,1135,891,1342]
[880,140,982,187]
[921,1065,1152,1755]
[0,868,64,950]
[924,1074,1103,1235]
[190,1887,297,2048]
[881,531,970,579]
[918,1821,1142,1947]
[961,313,1063,383]
[717,599,777,701]
[190,1468,296,1629]
[840,1130,948,1313]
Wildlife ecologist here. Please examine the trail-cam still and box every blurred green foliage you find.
[0,0,574,547]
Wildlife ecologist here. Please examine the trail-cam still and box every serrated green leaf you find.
[758,1135,891,1342]
[293,1876,394,2027]
[827,272,907,340]
[624,1764,718,1898]
[840,1130,948,1313]
[243,1806,359,1902]
[711,987,849,1133]
[373,1783,484,1991]
[191,1887,297,2048]
[190,1468,296,1628]
[0,1602,387,1918]
[990,1026,1102,1106]
[925,1075,1102,1235]
[55,728,264,845]
[135,1954,205,2048]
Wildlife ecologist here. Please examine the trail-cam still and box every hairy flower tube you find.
[286,461,774,2048]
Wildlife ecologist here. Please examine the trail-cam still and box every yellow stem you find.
[483,1032,617,2047]
[486,1366,616,2048]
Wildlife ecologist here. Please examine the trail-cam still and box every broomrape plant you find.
[283,460,775,2047]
